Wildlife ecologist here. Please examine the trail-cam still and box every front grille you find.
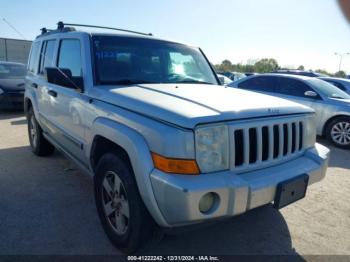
[233,119,304,168]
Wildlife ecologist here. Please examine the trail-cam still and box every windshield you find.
[0,63,26,79]
[308,78,350,99]
[92,36,218,85]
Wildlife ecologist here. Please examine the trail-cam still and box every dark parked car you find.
[271,70,327,77]
[0,61,26,110]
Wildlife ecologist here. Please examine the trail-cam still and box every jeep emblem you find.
[268,108,280,114]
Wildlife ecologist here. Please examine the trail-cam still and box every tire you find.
[326,116,350,149]
[27,107,55,156]
[94,152,157,254]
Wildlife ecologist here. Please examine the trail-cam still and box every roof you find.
[35,29,190,47]
[259,73,313,81]
[90,32,187,46]
[319,76,350,83]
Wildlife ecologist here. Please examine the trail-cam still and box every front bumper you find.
[0,92,24,110]
[150,143,329,227]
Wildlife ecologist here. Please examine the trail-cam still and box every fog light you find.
[199,192,218,214]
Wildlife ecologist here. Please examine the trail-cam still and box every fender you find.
[24,86,40,121]
[88,117,169,227]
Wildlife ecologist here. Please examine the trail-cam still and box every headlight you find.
[0,88,3,95]
[304,114,317,149]
[195,125,229,173]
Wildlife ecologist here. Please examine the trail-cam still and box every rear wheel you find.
[94,152,157,254]
[27,108,55,156]
[326,116,350,149]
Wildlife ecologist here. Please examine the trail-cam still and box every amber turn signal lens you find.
[151,152,200,175]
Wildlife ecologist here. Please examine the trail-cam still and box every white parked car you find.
[230,73,350,148]
[217,73,233,85]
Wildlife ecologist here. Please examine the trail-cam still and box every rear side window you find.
[57,39,82,77]
[39,40,56,75]
[0,63,26,79]
[276,77,314,97]
[238,76,277,92]
[28,42,40,74]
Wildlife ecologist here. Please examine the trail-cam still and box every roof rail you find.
[57,21,153,36]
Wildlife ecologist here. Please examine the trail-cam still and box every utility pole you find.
[334,52,350,72]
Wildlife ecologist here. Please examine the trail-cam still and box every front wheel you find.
[94,152,157,254]
[326,116,350,149]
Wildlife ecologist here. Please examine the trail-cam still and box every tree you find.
[334,70,347,78]
[215,59,234,72]
[253,58,279,73]
[297,65,305,70]
[315,69,331,76]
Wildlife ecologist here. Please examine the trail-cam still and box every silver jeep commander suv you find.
[24,22,329,253]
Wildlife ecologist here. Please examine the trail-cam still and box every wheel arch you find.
[322,114,350,136]
[88,117,169,227]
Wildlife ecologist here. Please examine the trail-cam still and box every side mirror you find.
[304,90,318,98]
[46,67,84,91]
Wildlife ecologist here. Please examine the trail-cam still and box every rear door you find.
[44,38,88,165]
[274,77,328,125]
[33,39,58,133]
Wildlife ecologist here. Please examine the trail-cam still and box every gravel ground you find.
[0,112,349,258]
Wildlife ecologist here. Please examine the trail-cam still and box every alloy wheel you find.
[102,171,130,235]
[331,121,350,145]
[30,116,38,147]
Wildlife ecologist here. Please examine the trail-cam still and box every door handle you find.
[31,83,38,89]
[48,90,57,97]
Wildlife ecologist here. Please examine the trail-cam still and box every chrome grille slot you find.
[232,118,305,170]
[262,126,269,161]
[234,130,244,166]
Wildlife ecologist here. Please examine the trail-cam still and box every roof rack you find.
[57,21,153,36]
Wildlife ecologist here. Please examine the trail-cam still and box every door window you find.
[57,39,82,77]
[238,76,277,92]
[276,77,316,97]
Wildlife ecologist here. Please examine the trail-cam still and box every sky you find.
[1,0,350,73]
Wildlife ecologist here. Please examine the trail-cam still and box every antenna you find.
[2,18,27,40]
[57,21,153,36]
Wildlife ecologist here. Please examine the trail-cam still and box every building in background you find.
[0,38,32,64]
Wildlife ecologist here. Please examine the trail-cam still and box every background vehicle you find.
[319,76,350,94]
[217,73,233,85]
[230,74,350,148]
[244,72,258,77]
[271,69,328,77]
[0,61,26,110]
[24,22,329,253]
[220,71,247,81]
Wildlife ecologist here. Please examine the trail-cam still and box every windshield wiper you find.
[176,79,215,85]
[103,79,153,85]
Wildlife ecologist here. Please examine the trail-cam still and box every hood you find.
[90,84,313,129]
[0,78,25,91]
